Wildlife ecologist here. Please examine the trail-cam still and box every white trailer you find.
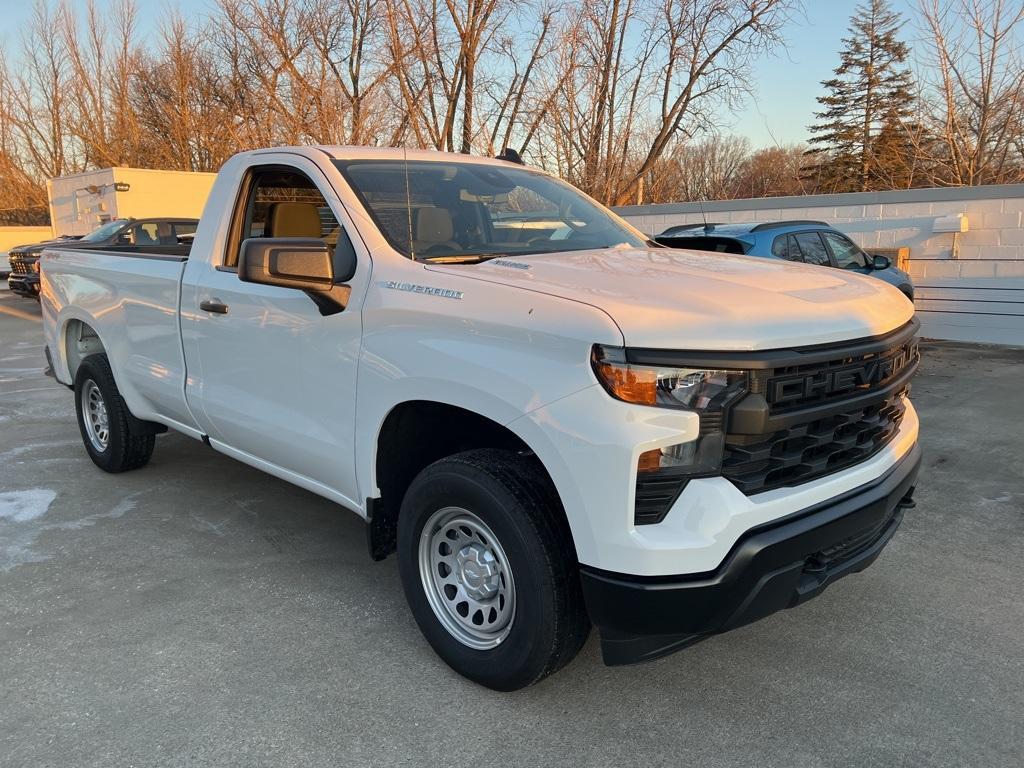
[47,167,216,237]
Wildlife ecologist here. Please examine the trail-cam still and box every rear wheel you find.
[74,354,155,473]
[397,449,589,691]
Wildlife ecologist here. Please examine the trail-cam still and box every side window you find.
[120,222,160,246]
[226,167,341,267]
[172,222,197,240]
[822,232,867,269]
[792,232,830,266]
[771,235,800,261]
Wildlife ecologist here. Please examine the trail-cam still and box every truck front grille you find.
[721,390,907,495]
[625,321,919,519]
[9,254,31,275]
[758,337,918,413]
[720,330,919,496]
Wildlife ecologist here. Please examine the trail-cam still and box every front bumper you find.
[8,274,40,297]
[581,441,921,666]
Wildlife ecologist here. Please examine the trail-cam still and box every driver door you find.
[180,159,368,506]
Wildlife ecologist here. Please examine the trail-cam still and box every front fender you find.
[354,263,624,506]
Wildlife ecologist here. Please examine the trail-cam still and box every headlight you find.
[592,345,749,525]
[31,259,40,273]
[591,345,746,412]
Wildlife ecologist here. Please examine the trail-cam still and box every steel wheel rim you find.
[81,379,110,452]
[418,506,516,649]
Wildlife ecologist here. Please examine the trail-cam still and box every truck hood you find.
[428,247,914,350]
[15,239,87,256]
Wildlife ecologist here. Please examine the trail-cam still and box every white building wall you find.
[616,185,1024,346]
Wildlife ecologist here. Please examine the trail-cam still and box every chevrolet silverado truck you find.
[40,147,921,691]
[9,218,198,298]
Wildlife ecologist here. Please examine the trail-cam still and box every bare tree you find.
[644,135,751,201]
[10,0,1024,228]
[382,0,513,152]
[618,0,799,203]
[917,0,1024,185]
[4,0,76,179]
[732,143,809,198]
[304,0,395,144]
[61,0,143,168]
[542,0,798,204]
[132,13,239,171]
[483,6,561,156]
[0,54,48,220]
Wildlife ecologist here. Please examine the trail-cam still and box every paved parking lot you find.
[1,286,1022,767]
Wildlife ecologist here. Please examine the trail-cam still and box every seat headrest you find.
[266,202,322,238]
[416,207,454,243]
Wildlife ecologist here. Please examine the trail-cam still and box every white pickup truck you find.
[41,147,921,690]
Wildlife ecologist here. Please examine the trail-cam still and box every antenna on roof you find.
[403,144,415,261]
[697,195,711,233]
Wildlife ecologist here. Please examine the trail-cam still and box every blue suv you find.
[655,220,914,301]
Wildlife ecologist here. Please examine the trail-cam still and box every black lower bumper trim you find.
[7,275,39,297]
[581,443,921,666]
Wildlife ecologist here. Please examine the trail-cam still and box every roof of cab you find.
[244,145,531,169]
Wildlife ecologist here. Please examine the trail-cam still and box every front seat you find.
[413,207,460,254]
[265,202,323,238]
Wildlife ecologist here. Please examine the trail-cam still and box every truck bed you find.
[41,247,198,432]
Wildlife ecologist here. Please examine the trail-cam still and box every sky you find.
[0,0,920,150]
[730,0,920,147]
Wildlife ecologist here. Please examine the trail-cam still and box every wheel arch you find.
[366,399,575,562]
[62,316,108,383]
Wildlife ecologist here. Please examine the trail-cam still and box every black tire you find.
[397,449,590,691]
[74,354,155,473]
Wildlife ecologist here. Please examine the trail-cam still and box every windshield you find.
[80,219,130,242]
[333,159,646,261]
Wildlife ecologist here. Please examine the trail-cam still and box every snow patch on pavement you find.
[0,490,142,571]
[0,488,57,522]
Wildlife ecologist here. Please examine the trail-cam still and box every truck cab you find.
[40,147,920,690]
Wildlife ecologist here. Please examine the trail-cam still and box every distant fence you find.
[616,184,1024,346]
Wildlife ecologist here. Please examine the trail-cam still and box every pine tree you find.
[806,0,915,192]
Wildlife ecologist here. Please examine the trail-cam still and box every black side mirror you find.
[871,254,891,270]
[238,238,334,291]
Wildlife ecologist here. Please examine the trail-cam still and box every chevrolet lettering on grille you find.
[767,342,918,405]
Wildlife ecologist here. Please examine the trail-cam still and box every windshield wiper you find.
[418,253,506,264]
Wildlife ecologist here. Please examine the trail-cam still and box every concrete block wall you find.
[615,184,1024,345]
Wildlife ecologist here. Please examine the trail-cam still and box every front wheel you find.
[74,354,155,473]
[397,449,589,691]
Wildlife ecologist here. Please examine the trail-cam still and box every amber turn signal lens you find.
[637,449,663,473]
[592,358,657,406]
